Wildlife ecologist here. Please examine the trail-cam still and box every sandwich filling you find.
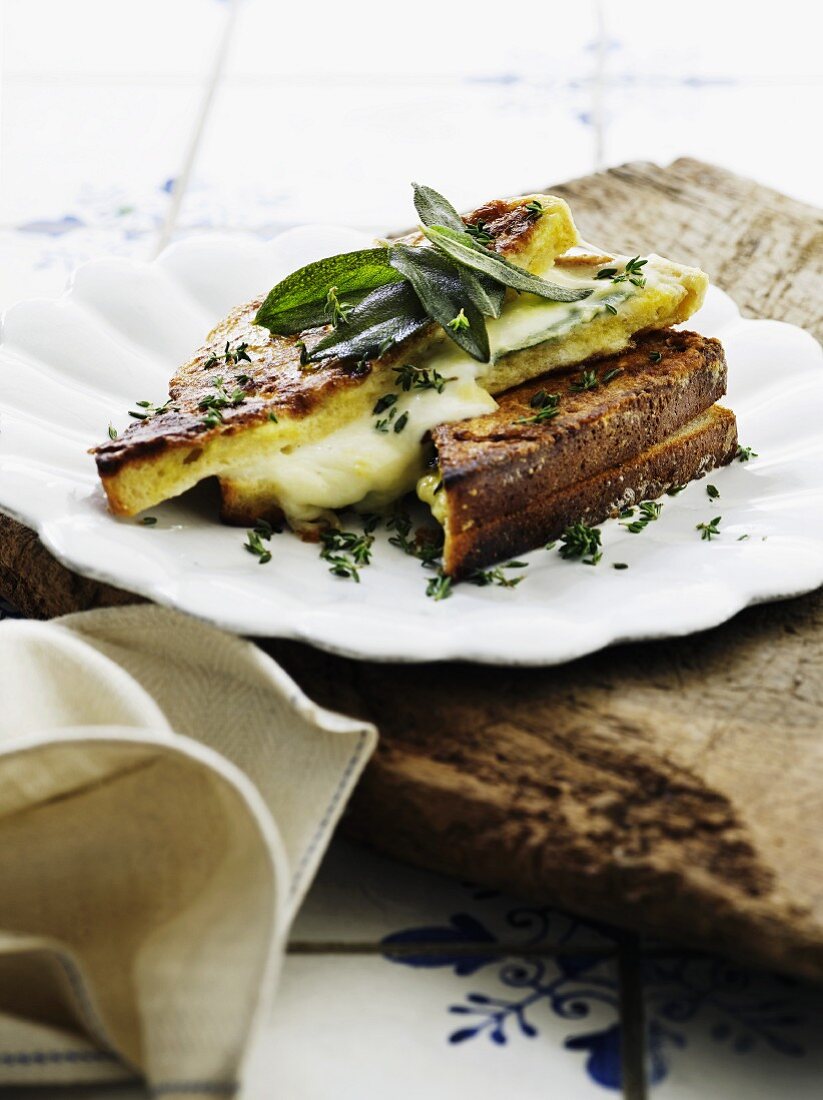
[93,187,708,530]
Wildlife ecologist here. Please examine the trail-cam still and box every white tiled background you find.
[1,1,822,1096]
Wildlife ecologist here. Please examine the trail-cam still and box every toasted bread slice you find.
[419,330,737,576]
[93,195,707,528]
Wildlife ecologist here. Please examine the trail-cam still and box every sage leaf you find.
[412,183,505,319]
[310,281,427,363]
[255,248,403,335]
[412,182,466,232]
[422,225,593,303]
[390,243,490,362]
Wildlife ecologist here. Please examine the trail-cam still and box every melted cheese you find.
[237,253,702,526]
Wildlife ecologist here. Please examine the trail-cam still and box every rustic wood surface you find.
[2,159,822,980]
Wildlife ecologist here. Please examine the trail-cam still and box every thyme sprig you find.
[320,527,375,581]
[129,397,174,420]
[466,561,528,588]
[393,362,456,393]
[596,255,647,289]
[558,522,602,565]
[621,500,663,533]
[697,516,722,541]
[515,390,560,425]
[204,341,250,370]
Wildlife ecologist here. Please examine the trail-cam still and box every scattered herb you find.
[622,500,663,533]
[604,303,619,315]
[269,411,278,423]
[374,406,398,432]
[244,529,272,564]
[649,350,663,364]
[426,571,453,601]
[515,389,561,425]
[467,561,528,588]
[525,199,544,219]
[697,516,722,541]
[619,506,635,518]
[325,285,351,328]
[465,219,495,244]
[199,376,246,427]
[544,540,557,551]
[319,527,375,581]
[140,516,157,526]
[107,424,118,440]
[393,411,410,433]
[571,369,599,392]
[448,308,470,332]
[373,393,398,415]
[129,398,173,420]
[736,445,758,462]
[737,534,750,541]
[598,256,647,288]
[667,484,687,496]
[612,562,629,570]
[393,363,455,393]
[558,522,602,564]
[601,367,622,384]
[706,484,720,500]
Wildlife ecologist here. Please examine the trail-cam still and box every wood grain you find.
[2,159,822,979]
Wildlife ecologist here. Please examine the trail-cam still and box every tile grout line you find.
[287,941,619,957]
[617,933,648,1100]
[152,0,242,257]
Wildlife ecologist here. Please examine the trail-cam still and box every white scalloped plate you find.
[1,225,822,665]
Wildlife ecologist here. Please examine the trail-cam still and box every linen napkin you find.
[0,604,376,1098]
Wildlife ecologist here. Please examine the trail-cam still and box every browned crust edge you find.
[442,406,738,576]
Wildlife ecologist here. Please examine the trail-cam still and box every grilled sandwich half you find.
[93,193,708,529]
[418,329,738,576]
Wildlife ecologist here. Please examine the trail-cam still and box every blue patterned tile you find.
[291,838,618,949]
[246,952,619,1098]
[641,953,823,1095]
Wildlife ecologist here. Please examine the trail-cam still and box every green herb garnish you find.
[736,445,758,462]
[466,561,528,588]
[570,369,599,392]
[107,424,118,440]
[525,199,544,219]
[622,500,663,533]
[465,219,495,244]
[598,256,647,288]
[140,516,157,526]
[393,411,409,433]
[319,527,375,581]
[613,562,629,570]
[244,528,272,564]
[558,522,602,564]
[515,390,560,425]
[426,571,453,601]
[393,363,455,393]
[448,308,470,332]
[373,393,398,415]
[697,516,722,541]
[325,285,351,328]
[649,350,663,364]
[706,484,720,500]
[129,398,173,420]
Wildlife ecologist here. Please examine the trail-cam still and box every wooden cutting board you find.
[2,159,823,981]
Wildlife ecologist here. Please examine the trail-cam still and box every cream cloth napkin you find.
[0,604,376,1098]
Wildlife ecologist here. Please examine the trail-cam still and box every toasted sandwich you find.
[93,185,709,532]
[418,330,738,576]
